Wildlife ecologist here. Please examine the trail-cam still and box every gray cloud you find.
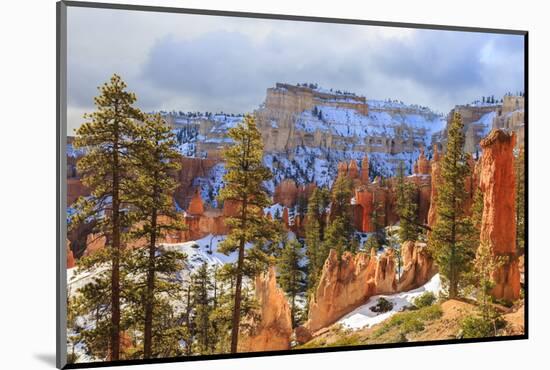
[67,7,525,133]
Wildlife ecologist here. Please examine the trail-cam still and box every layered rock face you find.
[337,154,432,232]
[256,83,369,153]
[301,243,436,338]
[256,83,441,157]
[479,129,520,302]
[273,179,298,207]
[439,104,500,153]
[174,157,220,209]
[493,95,525,148]
[304,249,380,334]
[238,266,293,352]
[397,241,436,291]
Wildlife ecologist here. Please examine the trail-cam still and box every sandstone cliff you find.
[397,241,436,292]
[300,242,437,340]
[479,129,521,302]
[238,266,293,352]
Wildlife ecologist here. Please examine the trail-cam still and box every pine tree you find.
[304,187,330,293]
[278,239,306,327]
[364,234,379,252]
[396,161,420,242]
[209,264,259,354]
[217,114,278,353]
[461,240,504,338]
[71,74,143,360]
[191,262,215,354]
[325,176,354,259]
[371,199,386,243]
[330,175,353,222]
[324,216,352,258]
[471,187,484,232]
[125,112,187,359]
[429,112,476,298]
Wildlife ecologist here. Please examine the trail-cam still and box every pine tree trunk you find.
[143,206,158,359]
[230,239,245,353]
[230,194,248,353]
[110,117,121,361]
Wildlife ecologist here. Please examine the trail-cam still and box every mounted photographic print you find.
[56,1,528,368]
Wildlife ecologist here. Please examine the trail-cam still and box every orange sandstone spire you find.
[188,188,205,215]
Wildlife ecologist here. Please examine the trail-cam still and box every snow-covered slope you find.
[337,274,441,330]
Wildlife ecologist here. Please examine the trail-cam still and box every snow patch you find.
[337,274,441,330]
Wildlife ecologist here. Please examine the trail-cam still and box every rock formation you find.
[66,240,75,269]
[493,95,525,149]
[187,188,205,215]
[361,156,370,184]
[174,157,219,209]
[479,129,520,302]
[238,266,293,352]
[439,104,502,153]
[84,233,106,257]
[414,147,430,175]
[273,179,298,207]
[300,242,437,340]
[397,241,436,291]
[348,159,359,180]
[303,249,380,335]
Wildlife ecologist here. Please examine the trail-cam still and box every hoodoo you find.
[238,266,293,352]
[479,129,521,302]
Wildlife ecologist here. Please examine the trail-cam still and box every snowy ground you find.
[337,274,441,330]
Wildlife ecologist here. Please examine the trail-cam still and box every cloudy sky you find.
[67,6,525,134]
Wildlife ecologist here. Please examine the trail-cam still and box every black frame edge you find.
[61,0,527,35]
[57,1,69,369]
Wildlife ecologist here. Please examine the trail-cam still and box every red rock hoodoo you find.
[361,156,370,184]
[187,188,205,216]
[397,241,437,291]
[479,129,520,302]
[415,147,431,175]
[238,266,293,352]
[300,242,436,340]
[66,240,75,269]
[273,179,299,207]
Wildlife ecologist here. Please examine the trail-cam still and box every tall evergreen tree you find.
[278,239,306,327]
[429,112,476,298]
[217,114,277,353]
[371,199,386,243]
[324,216,355,258]
[330,175,353,222]
[305,187,330,293]
[191,262,215,354]
[396,161,420,242]
[322,176,354,259]
[71,74,142,360]
[125,112,186,359]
